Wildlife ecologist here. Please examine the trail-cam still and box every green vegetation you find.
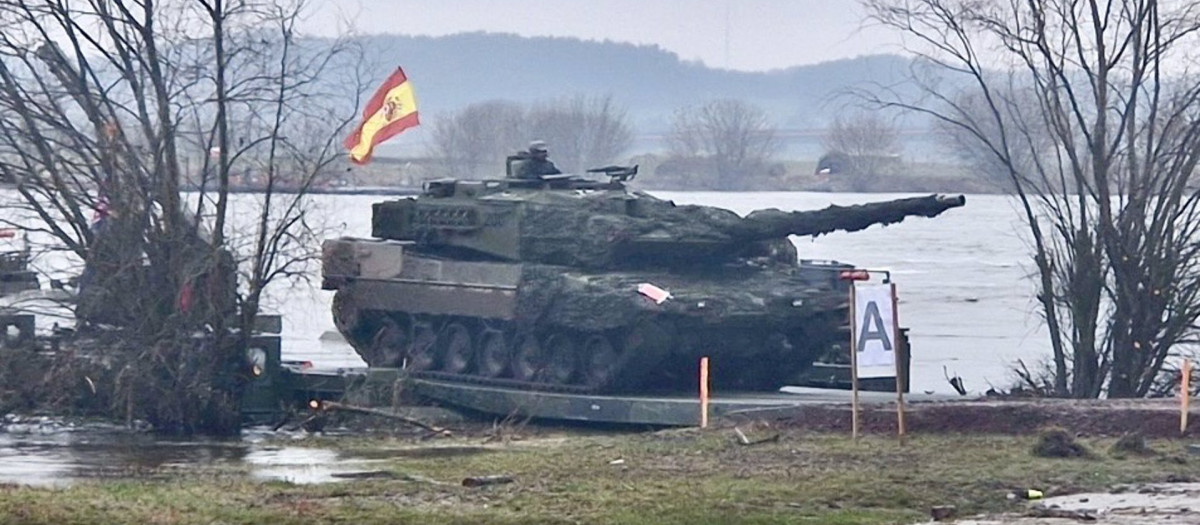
[0,430,1194,524]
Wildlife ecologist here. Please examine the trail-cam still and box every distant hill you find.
[354,32,915,132]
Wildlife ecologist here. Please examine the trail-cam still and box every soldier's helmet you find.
[529,140,548,153]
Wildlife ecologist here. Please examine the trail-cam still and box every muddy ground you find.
[730,397,1193,438]
[913,483,1200,524]
[720,398,1200,524]
[3,396,1200,524]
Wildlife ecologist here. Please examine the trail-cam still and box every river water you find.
[0,190,1052,487]
[0,417,468,486]
[272,191,1050,396]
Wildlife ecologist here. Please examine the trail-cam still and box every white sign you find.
[853,283,897,379]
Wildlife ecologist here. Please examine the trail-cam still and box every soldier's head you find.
[528,140,548,159]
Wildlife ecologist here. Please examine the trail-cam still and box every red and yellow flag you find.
[344,67,420,165]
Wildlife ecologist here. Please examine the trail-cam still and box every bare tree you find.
[863,0,1200,397]
[0,0,363,432]
[666,99,780,190]
[429,95,633,178]
[821,111,902,190]
[526,95,633,173]
[428,100,525,179]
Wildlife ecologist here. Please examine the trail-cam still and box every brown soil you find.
[728,398,1192,438]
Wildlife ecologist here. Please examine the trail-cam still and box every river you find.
[271,191,1050,396]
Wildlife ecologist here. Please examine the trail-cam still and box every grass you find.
[0,429,1195,524]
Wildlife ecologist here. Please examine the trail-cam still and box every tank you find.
[322,166,965,393]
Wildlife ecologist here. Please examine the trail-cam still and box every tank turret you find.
[371,175,964,268]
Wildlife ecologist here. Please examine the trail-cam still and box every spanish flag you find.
[344,67,420,165]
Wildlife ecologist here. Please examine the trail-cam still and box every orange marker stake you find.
[1183,359,1191,436]
[700,357,710,428]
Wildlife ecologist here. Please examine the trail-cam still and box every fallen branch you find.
[331,470,397,480]
[943,366,967,396]
[330,470,452,486]
[1026,507,1097,521]
[733,426,780,446]
[318,400,450,435]
[462,475,514,487]
[272,409,328,432]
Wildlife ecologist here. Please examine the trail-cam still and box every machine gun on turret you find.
[586,165,638,183]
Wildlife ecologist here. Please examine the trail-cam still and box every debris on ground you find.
[1024,506,1097,520]
[732,424,781,446]
[1032,427,1091,458]
[930,504,957,521]
[461,475,514,488]
[1108,432,1154,457]
[317,400,451,436]
[330,470,398,480]
[1007,489,1044,501]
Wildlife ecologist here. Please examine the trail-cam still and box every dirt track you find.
[729,398,1193,438]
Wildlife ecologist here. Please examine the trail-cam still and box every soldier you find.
[515,140,562,179]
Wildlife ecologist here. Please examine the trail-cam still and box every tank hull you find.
[323,238,851,393]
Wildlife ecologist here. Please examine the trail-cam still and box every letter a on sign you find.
[853,283,897,379]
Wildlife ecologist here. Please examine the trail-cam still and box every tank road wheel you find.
[440,322,474,374]
[540,332,578,385]
[476,329,509,378]
[407,321,438,371]
[511,333,542,383]
[368,318,409,368]
[580,334,619,390]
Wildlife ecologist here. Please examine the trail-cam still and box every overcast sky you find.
[303,0,902,72]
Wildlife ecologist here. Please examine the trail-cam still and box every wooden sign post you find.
[892,284,906,443]
[849,277,903,442]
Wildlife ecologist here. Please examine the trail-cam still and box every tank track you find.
[334,289,848,395]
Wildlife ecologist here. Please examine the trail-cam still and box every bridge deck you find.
[409,378,918,426]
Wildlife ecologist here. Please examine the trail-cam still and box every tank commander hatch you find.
[513,140,562,179]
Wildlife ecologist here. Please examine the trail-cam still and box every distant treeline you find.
[348,32,917,131]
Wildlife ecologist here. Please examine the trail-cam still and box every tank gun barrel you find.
[732,194,966,240]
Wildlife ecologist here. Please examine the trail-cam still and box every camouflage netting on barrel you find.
[514,193,965,269]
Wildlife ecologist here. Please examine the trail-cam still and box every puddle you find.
[913,483,1200,524]
[246,446,382,484]
[1035,482,1200,515]
[0,421,409,487]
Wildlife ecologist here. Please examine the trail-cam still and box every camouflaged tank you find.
[321,164,965,393]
